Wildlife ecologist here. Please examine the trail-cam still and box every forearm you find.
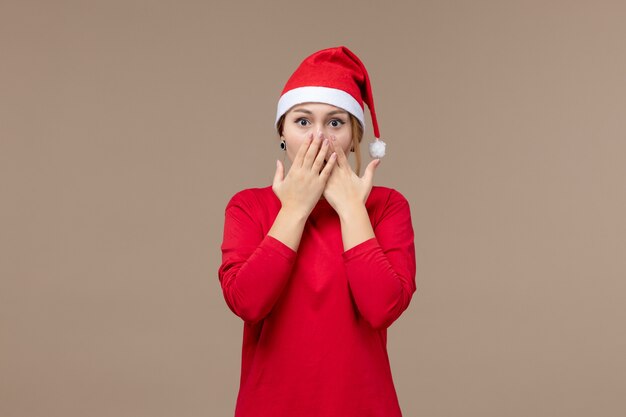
[267,206,309,252]
[219,194,302,324]
[338,202,375,251]
[338,196,416,330]
[220,234,297,323]
[343,239,415,330]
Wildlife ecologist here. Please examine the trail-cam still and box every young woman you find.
[218,46,417,417]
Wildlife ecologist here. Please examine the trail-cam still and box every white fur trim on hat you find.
[275,86,365,129]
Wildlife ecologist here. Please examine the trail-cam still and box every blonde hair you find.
[276,113,365,176]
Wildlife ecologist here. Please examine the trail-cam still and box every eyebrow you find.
[292,108,348,116]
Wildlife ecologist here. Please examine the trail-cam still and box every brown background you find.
[1,1,625,416]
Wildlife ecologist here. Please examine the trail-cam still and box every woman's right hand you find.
[272,131,337,216]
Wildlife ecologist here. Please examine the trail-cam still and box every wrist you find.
[337,200,367,222]
[279,204,310,224]
[267,205,310,253]
[337,202,375,251]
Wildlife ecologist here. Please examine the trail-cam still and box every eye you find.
[329,119,345,127]
[295,118,310,126]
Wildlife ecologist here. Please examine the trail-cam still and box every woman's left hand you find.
[323,135,381,216]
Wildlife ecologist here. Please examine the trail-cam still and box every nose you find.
[314,128,335,160]
[315,126,331,140]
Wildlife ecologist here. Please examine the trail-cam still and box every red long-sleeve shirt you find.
[218,185,417,417]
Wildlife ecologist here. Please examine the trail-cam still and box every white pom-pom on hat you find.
[275,46,388,158]
[369,138,386,158]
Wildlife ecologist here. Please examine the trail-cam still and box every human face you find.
[281,102,353,164]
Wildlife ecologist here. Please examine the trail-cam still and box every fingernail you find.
[323,138,329,145]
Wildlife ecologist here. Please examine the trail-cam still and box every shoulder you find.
[223,186,280,234]
[367,186,410,208]
[225,185,277,211]
[366,186,412,227]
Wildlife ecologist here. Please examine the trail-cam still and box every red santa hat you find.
[275,46,386,158]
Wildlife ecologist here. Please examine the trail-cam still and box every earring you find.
[280,139,286,151]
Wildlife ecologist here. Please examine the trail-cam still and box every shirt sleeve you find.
[218,190,297,324]
[342,189,417,330]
